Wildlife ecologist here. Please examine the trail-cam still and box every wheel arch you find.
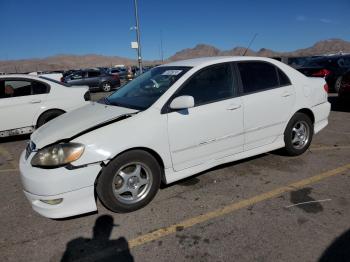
[295,108,315,124]
[35,108,66,128]
[96,146,167,185]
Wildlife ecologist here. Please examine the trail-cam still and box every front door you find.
[84,70,101,88]
[167,63,244,171]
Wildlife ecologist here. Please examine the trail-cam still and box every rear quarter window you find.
[277,68,291,86]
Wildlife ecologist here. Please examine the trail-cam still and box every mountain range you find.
[1,39,350,73]
[168,39,350,60]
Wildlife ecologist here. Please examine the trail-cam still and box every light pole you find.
[133,0,143,74]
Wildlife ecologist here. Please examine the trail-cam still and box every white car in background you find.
[29,71,63,81]
[20,57,330,218]
[0,74,90,137]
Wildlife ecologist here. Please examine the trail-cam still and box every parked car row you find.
[61,68,121,92]
[294,54,350,93]
[0,64,157,138]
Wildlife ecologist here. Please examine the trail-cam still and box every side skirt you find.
[164,135,285,184]
[0,126,34,138]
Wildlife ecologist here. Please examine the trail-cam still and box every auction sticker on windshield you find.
[162,70,183,76]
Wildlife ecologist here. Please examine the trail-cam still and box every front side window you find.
[238,62,279,94]
[105,66,191,110]
[70,72,84,79]
[0,79,49,99]
[175,63,234,106]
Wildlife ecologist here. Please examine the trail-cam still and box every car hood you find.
[31,102,138,149]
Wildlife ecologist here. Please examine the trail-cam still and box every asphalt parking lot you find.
[0,94,349,262]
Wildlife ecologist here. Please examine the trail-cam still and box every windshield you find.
[104,66,191,110]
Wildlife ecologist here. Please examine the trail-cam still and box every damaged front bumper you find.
[19,150,103,219]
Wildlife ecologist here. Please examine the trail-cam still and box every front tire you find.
[283,113,313,156]
[96,150,161,213]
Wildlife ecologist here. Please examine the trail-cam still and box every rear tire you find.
[283,113,313,156]
[96,150,161,213]
[101,81,112,92]
[36,109,65,128]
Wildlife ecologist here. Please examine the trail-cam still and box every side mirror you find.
[169,95,194,110]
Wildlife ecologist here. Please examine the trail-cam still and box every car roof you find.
[0,74,46,80]
[162,56,279,68]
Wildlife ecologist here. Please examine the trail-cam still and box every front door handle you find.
[30,100,41,104]
[227,104,241,110]
[281,92,292,97]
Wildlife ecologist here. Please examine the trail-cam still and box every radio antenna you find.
[242,33,258,56]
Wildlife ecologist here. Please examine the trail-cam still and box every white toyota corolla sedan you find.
[20,57,330,218]
[0,74,90,137]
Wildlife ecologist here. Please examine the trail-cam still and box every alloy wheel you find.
[112,162,153,204]
[291,121,310,150]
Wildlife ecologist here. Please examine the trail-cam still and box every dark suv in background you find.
[61,68,120,92]
[295,55,350,93]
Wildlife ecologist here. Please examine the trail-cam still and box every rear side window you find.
[87,71,101,77]
[176,63,234,106]
[238,62,279,94]
[32,81,49,94]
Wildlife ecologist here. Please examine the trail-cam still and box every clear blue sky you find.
[1,0,349,60]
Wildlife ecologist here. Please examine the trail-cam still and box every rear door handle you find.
[281,92,292,97]
[226,104,242,110]
[30,100,41,104]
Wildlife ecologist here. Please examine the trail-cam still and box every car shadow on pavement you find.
[328,96,350,113]
[319,228,350,262]
[61,215,134,262]
[162,153,268,189]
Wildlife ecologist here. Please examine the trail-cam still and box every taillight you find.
[323,83,329,93]
[60,77,64,82]
[112,74,120,80]
[312,69,331,77]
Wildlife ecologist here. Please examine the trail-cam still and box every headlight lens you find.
[31,143,84,167]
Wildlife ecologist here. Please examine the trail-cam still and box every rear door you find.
[0,79,50,132]
[236,61,295,151]
[167,63,244,171]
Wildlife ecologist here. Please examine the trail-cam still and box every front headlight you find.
[31,143,85,168]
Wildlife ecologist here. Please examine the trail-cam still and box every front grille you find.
[25,141,36,160]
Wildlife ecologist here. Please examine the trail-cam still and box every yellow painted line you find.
[0,168,19,173]
[310,145,350,151]
[128,163,350,249]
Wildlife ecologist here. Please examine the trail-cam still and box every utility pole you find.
[133,0,143,74]
[160,30,164,63]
